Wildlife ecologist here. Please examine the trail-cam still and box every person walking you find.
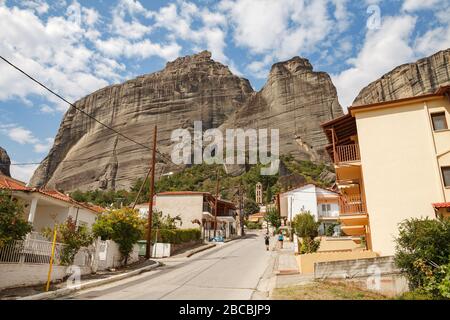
[264,233,270,251]
[278,232,284,249]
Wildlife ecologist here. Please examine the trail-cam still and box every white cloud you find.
[10,163,39,184]
[332,15,417,108]
[415,26,450,56]
[21,0,49,15]
[152,1,231,65]
[0,124,39,144]
[0,124,53,154]
[33,137,54,153]
[331,0,352,32]
[95,37,181,60]
[402,0,440,11]
[111,0,152,40]
[40,105,56,114]
[0,3,121,112]
[220,0,336,76]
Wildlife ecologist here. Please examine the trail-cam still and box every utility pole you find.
[213,168,220,238]
[145,125,157,259]
[238,180,245,236]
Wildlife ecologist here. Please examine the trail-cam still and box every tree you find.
[0,191,32,247]
[395,217,450,298]
[264,207,281,229]
[42,217,93,265]
[152,210,182,229]
[92,208,145,264]
[243,199,259,217]
[292,211,320,254]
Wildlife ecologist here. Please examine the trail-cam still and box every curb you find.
[18,261,161,300]
[185,244,216,257]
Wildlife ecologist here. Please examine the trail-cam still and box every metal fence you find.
[0,239,66,265]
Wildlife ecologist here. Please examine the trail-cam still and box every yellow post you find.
[45,225,58,292]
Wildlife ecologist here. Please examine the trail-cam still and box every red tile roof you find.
[433,202,450,209]
[0,174,104,214]
[157,191,211,196]
[155,191,236,209]
[0,174,28,191]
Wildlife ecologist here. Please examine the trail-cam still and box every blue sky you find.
[0,0,449,182]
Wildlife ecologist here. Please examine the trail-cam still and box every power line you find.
[0,55,152,151]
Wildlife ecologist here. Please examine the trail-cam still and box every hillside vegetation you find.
[70,156,334,209]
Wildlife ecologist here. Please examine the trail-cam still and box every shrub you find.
[325,223,340,237]
[264,207,281,229]
[42,217,93,265]
[92,208,145,264]
[244,199,260,217]
[292,211,320,254]
[245,221,262,230]
[0,191,32,247]
[395,217,450,299]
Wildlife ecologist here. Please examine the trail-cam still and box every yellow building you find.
[322,86,450,256]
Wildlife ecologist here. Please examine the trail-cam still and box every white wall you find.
[96,240,139,271]
[69,207,97,229]
[154,195,204,229]
[0,264,91,290]
[32,205,69,232]
[287,185,318,221]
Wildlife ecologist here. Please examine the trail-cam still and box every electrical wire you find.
[0,55,152,151]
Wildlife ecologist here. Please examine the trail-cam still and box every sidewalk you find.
[273,241,299,275]
[0,259,160,300]
[269,240,314,296]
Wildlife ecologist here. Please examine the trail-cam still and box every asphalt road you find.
[66,231,275,300]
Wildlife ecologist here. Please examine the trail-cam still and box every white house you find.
[0,174,103,232]
[279,184,340,235]
[136,191,238,240]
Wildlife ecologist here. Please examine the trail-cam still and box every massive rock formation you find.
[0,147,11,177]
[221,56,343,161]
[30,51,343,191]
[353,48,450,106]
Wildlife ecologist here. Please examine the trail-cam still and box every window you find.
[442,167,450,187]
[321,204,331,216]
[431,112,448,131]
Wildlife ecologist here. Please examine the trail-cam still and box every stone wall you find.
[314,256,409,297]
[296,250,378,274]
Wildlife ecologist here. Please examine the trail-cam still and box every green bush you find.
[245,221,262,229]
[395,217,450,299]
[93,208,145,264]
[42,217,93,265]
[292,211,320,254]
[0,191,32,247]
[264,207,281,228]
[150,228,201,244]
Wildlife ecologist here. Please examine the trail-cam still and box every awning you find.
[433,202,450,208]
[202,212,215,220]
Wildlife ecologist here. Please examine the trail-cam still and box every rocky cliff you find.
[30,51,343,191]
[221,56,343,161]
[0,147,11,177]
[353,48,450,106]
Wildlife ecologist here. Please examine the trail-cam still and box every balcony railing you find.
[339,194,367,214]
[335,144,360,163]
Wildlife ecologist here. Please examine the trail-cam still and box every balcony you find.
[339,194,366,215]
[334,144,360,164]
[338,194,368,237]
